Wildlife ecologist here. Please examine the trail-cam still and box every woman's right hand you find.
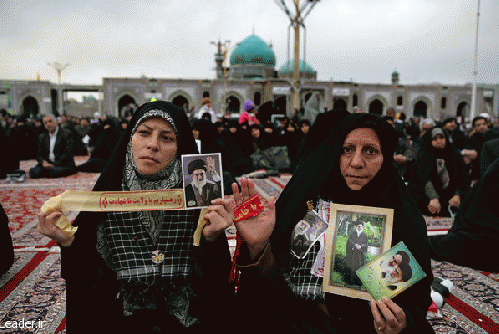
[232,178,276,260]
[37,211,75,247]
[428,198,441,215]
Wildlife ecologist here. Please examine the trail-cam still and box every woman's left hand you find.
[448,195,461,208]
[202,199,234,242]
[371,298,407,334]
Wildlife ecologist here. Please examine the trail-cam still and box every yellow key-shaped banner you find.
[40,189,206,245]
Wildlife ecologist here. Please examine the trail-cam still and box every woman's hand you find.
[37,211,74,247]
[371,298,407,334]
[428,198,441,215]
[203,200,235,242]
[232,178,276,260]
[205,178,276,259]
[448,195,461,208]
[42,160,54,169]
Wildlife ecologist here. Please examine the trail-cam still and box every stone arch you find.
[302,91,313,105]
[457,101,470,119]
[219,91,244,114]
[19,95,40,118]
[369,99,383,116]
[333,98,348,113]
[172,96,188,108]
[411,96,433,119]
[117,93,139,118]
[274,96,287,116]
[366,95,388,116]
[227,96,241,113]
[413,101,428,118]
[167,90,194,109]
[352,94,358,107]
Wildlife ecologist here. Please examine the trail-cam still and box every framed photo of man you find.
[322,204,394,300]
[181,153,224,209]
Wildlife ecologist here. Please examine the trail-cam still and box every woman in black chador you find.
[407,127,469,217]
[38,101,235,334]
[209,112,434,333]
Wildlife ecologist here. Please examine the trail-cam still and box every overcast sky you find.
[1,0,498,89]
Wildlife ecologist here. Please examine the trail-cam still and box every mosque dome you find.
[278,59,316,76]
[229,35,276,66]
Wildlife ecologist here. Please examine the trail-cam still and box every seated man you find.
[29,114,77,179]
[184,157,222,208]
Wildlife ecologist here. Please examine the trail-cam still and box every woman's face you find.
[300,123,310,134]
[340,128,383,190]
[131,117,177,175]
[431,135,446,149]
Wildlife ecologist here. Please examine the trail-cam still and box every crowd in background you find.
[1,100,499,219]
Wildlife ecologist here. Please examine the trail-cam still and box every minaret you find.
[213,40,225,79]
[392,70,400,85]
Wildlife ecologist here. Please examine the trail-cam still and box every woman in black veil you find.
[406,127,469,217]
[210,111,434,333]
[38,101,234,334]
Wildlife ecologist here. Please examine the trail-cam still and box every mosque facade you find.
[1,34,498,121]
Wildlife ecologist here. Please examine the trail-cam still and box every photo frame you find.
[181,153,224,209]
[323,204,394,300]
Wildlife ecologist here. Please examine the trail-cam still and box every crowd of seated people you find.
[379,112,499,217]
[2,105,499,196]
[0,111,125,179]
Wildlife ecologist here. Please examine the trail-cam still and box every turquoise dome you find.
[229,35,276,66]
[278,59,315,75]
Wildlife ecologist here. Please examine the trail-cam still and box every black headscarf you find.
[273,113,401,254]
[71,101,198,227]
[271,113,433,332]
[95,101,197,193]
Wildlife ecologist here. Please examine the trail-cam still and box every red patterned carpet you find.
[0,165,498,333]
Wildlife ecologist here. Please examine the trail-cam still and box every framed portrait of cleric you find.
[181,153,224,209]
[322,204,393,300]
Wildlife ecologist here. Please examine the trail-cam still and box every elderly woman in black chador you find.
[209,112,434,333]
[407,127,469,217]
[38,101,234,334]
